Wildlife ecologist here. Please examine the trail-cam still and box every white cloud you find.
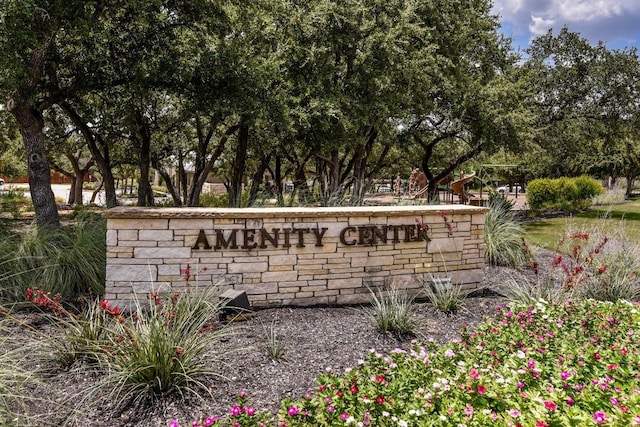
[529,15,556,36]
[493,0,640,48]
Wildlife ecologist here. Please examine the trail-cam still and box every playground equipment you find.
[451,172,476,204]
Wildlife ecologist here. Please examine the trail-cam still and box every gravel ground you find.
[3,257,551,427]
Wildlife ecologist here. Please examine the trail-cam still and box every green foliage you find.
[574,176,605,200]
[421,277,468,315]
[0,213,106,302]
[483,197,529,267]
[232,299,640,427]
[0,188,32,219]
[93,289,230,404]
[526,176,604,213]
[364,284,416,338]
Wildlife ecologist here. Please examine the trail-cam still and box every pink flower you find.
[477,385,486,395]
[560,371,570,380]
[340,413,349,420]
[469,369,479,379]
[536,422,549,427]
[508,409,521,418]
[229,406,241,417]
[593,411,607,424]
[287,406,300,416]
[327,405,335,413]
[544,401,557,411]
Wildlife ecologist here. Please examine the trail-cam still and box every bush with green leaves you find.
[0,188,32,219]
[174,299,640,426]
[526,176,604,213]
[0,213,106,302]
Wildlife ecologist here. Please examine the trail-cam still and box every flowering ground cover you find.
[178,298,640,426]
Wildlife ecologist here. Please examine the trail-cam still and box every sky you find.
[492,0,640,53]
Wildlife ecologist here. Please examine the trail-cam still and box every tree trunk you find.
[188,123,238,207]
[229,119,249,208]
[247,154,272,206]
[272,155,285,206]
[136,121,154,207]
[59,102,118,208]
[8,100,60,227]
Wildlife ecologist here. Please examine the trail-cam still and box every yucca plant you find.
[365,284,416,338]
[484,196,529,267]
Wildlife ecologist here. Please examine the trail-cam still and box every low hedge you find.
[526,176,604,213]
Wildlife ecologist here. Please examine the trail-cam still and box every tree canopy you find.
[1,1,639,221]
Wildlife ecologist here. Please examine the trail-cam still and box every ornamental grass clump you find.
[364,284,416,338]
[483,196,529,268]
[0,314,43,426]
[421,276,468,315]
[91,286,233,407]
[0,213,106,303]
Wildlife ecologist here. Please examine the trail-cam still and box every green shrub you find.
[574,175,605,200]
[526,176,604,213]
[0,189,32,219]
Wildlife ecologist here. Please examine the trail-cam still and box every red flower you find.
[376,395,384,405]
[477,385,486,395]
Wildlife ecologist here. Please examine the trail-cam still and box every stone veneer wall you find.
[104,205,488,308]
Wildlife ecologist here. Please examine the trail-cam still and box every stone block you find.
[261,270,298,282]
[134,247,191,259]
[327,277,362,290]
[270,255,297,266]
[169,219,214,230]
[228,262,268,274]
[139,230,174,241]
[107,264,157,282]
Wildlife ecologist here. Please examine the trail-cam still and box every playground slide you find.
[451,172,476,204]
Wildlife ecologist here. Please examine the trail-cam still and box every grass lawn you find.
[523,198,640,248]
